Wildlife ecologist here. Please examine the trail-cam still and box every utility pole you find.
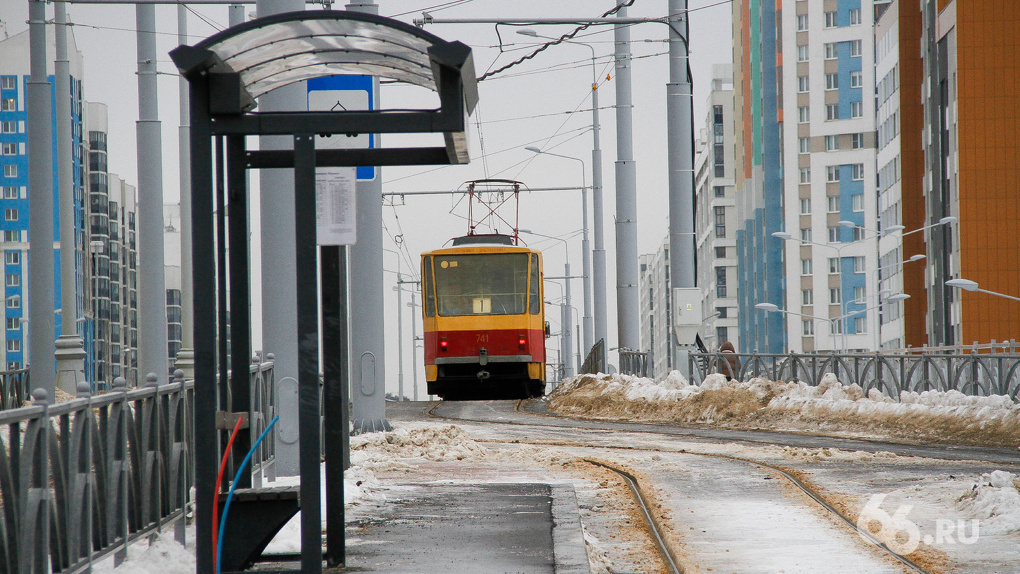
[614,3,641,358]
[395,272,404,401]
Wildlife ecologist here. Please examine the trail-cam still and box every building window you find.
[825,135,838,151]
[851,163,865,180]
[826,104,839,121]
[801,258,813,275]
[854,316,866,333]
[851,40,863,57]
[830,287,842,304]
[2,186,15,199]
[4,209,17,222]
[824,43,837,60]
[5,274,18,287]
[797,45,809,62]
[799,137,810,154]
[854,286,867,303]
[851,101,863,118]
[799,167,811,184]
[715,266,727,298]
[714,185,725,197]
[797,75,810,92]
[716,326,728,344]
[6,339,19,353]
[714,206,726,238]
[852,227,866,241]
[802,289,814,305]
[4,230,19,243]
[716,307,728,319]
[827,196,839,212]
[828,226,840,242]
[5,251,19,265]
[803,319,815,336]
[825,11,838,27]
[826,166,839,182]
[828,258,839,274]
[797,14,809,31]
[850,71,863,89]
[3,165,16,178]
[6,317,18,330]
[825,73,839,90]
[715,246,726,258]
[854,256,866,273]
[714,143,725,177]
[851,133,865,149]
[1,121,16,134]
[6,295,19,308]
[800,198,811,214]
[849,9,862,25]
[0,99,14,112]
[0,77,15,90]
[798,106,810,123]
[800,228,812,243]
[852,194,864,211]
[1,143,15,156]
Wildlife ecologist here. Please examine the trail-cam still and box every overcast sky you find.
[1,0,733,395]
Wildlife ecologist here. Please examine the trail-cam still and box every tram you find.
[420,180,547,400]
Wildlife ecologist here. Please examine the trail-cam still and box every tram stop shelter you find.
[171,11,477,573]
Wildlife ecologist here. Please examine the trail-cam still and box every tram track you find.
[426,399,951,574]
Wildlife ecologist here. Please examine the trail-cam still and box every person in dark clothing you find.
[717,340,739,380]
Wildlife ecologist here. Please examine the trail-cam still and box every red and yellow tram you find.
[421,234,546,400]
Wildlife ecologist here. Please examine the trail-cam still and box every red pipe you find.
[213,416,245,565]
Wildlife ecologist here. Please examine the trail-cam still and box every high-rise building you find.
[638,240,671,379]
[694,64,738,352]
[0,27,88,372]
[917,0,1020,347]
[164,203,182,363]
[84,102,140,386]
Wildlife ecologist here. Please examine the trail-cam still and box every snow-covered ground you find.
[548,371,1020,447]
[92,372,1020,573]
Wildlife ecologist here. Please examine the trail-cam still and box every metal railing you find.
[690,350,1020,400]
[0,357,276,572]
[618,348,649,377]
[0,366,29,410]
[579,339,606,375]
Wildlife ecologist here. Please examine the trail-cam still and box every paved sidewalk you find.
[340,481,589,573]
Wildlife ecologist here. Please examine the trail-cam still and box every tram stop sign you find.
[308,75,375,245]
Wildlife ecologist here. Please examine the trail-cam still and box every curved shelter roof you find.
[172,9,477,110]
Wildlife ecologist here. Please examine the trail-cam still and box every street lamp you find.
[946,278,1020,302]
[836,292,910,351]
[901,215,957,237]
[755,302,838,349]
[524,147,593,356]
[538,263,572,379]
[517,28,607,366]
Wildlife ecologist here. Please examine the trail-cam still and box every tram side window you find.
[434,253,529,316]
[422,256,436,317]
[529,253,541,315]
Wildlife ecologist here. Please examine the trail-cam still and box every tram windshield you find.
[432,253,531,316]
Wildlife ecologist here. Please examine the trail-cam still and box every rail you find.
[619,348,649,378]
[579,338,606,375]
[0,366,29,410]
[690,350,1020,400]
[0,357,276,572]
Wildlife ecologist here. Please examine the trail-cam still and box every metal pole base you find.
[55,335,87,395]
[173,347,195,380]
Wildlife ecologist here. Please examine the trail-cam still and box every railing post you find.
[20,388,51,574]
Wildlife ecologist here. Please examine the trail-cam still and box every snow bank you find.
[957,470,1020,536]
[548,372,1020,446]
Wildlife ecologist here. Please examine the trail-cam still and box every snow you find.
[548,371,1020,446]
[957,470,1020,536]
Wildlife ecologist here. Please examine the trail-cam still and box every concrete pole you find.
[613,5,640,356]
[563,262,573,378]
[395,272,404,401]
[27,0,55,399]
[54,2,87,394]
[591,74,608,367]
[580,185,592,356]
[258,0,304,476]
[346,0,390,433]
[174,4,196,378]
[408,293,418,401]
[136,4,169,383]
[667,0,696,376]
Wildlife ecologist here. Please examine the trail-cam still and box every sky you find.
[0,0,734,398]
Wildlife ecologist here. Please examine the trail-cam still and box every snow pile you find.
[957,470,1020,536]
[548,372,1020,446]
[351,423,491,464]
